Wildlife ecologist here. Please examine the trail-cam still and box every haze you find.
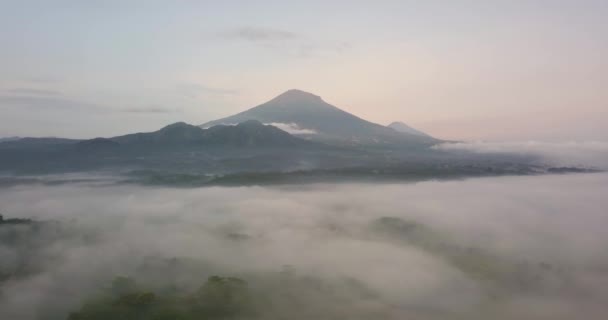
[1,1,607,140]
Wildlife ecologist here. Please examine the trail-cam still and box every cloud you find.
[0,91,178,115]
[199,122,316,134]
[435,141,608,169]
[267,122,317,135]
[176,83,238,99]
[1,173,608,319]
[219,27,351,58]
[0,94,104,111]
[122,105,180,114]
[3,88,63,96]
[19,76,62,84]
[221,27,299,42]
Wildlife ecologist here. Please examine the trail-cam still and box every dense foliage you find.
[68,276,254,320]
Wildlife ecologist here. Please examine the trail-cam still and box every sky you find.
[0,0,606,140]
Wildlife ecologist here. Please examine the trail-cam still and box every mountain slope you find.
[201,89,439,147]
[388,121,431,137]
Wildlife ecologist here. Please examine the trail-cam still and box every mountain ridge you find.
[110,120,313,148]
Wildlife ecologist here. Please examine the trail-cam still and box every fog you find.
[1,173,608,319]
[435,141,608,169]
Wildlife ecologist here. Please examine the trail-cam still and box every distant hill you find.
[201,89,439,147]
[0,137,21,143]
[387,121,431,137]
[75,138,121,152]
[199,120,310,147]
[0,121,312,151]
[0,120,337,174]
[0,137,81,150]
[111,120,311,147]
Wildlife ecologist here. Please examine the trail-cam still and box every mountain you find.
[0,115,582,181]
[200,120,310,147]
[387,121,431,137]
[75,138,120,152]
[0,121,335,174]
[201,89,439,147]
[111,122,207,145]
[111,120,310,147]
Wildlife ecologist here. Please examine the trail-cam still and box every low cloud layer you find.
[435,141,608,169]
[201,121,317,135]
[267,122,317,135]
[1,174,608,319]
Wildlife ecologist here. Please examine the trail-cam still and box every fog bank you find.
[1,173,608,319]
[435,141,608,169]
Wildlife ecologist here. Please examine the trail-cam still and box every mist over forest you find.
[2,173,607,319]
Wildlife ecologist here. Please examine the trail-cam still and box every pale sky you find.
[0,0,606,141]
